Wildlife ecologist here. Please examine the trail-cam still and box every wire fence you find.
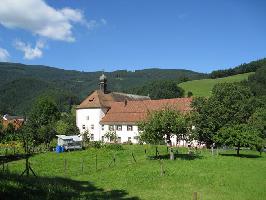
[1,146,222,200]
[1,145,215,176]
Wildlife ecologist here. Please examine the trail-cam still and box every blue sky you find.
[0,0,265,73]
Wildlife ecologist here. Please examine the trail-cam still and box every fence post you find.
[95,154,98,171]
[81,158,84,173]
[170,148,175,160]
[132,152,137,163]
[64,158,67,176]
[193,192,198,200]
[160,160,164,176]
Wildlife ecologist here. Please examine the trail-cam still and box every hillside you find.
[0,62,206,115]
[179,72,253,97]
[1,57,264,115]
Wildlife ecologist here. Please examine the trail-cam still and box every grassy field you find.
[179,73,254,97]
[1,145,265,200]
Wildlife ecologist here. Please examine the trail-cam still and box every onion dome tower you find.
[99,73,107,93]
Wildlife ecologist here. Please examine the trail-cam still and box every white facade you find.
[76,107,141,143]
[76,108,107,141]
[101,124,140,143]
[76,108,195,145]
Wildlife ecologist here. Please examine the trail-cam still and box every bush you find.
[50,138,57,149]
[104,144,123,151]
[123,141,133,145]
[89,141,103,149]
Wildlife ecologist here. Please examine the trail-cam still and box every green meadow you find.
[1,145,265,200]
[179,73,253,97]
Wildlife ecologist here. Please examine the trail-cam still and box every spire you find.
[99,73,107,93]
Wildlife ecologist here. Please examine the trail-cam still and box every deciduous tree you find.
[214,124,262,156]
[104,131,118,143]
[192,83,255,147]
[138,108,191,145]
[27,96,60,146]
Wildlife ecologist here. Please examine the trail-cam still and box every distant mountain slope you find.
[209,58,266,79]
[0,62,206,115]
[0,63,206,97]
[179,72,253,97]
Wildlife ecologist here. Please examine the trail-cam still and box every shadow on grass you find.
[0,172,140,200]
[148,153,203,160]
[219,153,261,158]
[0,154,34,163]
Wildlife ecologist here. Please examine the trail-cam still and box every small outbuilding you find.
[56,135,82,151]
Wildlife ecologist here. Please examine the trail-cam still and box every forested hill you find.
[0,62,206,115]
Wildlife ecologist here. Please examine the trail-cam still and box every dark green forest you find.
[0,62,206,115]
[209,58,266,79]
[0,58,266,115]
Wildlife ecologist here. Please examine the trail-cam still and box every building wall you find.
[76,108,108,141]
[76,108,202,147]
[101,125,139,143]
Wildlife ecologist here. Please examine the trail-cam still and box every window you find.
[87,116,90,120]
[109,125,114,131]
[116,125,122,131]
[133,136,139,140]
[101,136,104,142]
[127,125,133,131]
[117,137,121,143]
[82,125,85,130]
[128,137,131,142]
[91,134,94,141]
[91,124,94,130]
[102,125,104,131]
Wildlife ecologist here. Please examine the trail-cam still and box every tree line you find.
[139,64,266,155]
[1,60,266,156]
[126,80,185,99]
[209,58,266,79]
[0,96,79,152]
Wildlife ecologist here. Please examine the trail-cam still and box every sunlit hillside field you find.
[179,73,254,97]
[1,145,265,200]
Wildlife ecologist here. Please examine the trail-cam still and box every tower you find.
[99,73,107,93]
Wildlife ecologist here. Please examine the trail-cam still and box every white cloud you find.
[0,47,10,61]
[0,0,104,42]
[14,40,45,60]
[84,18,107,30]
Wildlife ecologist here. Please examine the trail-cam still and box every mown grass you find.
[179,73,254,97]
[1,145,265,200]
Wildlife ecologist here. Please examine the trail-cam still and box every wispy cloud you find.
[0,47,10,61]
[14,40,45,60]
[0,0,106,42]
[84,18,107,30]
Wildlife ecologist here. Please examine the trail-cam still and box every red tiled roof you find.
[77,90,114,109]
[77,90,150,109]
[100,98,192,124]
